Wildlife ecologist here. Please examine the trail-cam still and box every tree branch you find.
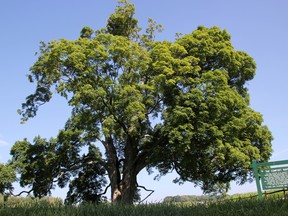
[98,183,111,196]
[147,96,162,115]
[100,95,128,135]
[10,189,33,197]
[137,183,154,204]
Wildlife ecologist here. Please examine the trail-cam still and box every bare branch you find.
[10,189,33,197]
[98,183,111,196]
[137,183,154,204]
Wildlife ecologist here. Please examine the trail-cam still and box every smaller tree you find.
[0,163,16,196]
[65,145,107,205]
[10,135,107,205]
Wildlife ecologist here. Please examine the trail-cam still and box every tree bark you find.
[103,136,122,203]
[108,135,139,204]
[111,169,137,204]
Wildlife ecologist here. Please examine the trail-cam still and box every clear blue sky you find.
[1,0,288,202]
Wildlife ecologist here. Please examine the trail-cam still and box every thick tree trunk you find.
[121,171,137,204]
[111,169,137,204]
[107,135,140,204]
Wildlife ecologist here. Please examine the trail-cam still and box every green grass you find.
[1,199,288,216]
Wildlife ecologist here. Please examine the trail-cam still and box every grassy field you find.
[1,198,288,216]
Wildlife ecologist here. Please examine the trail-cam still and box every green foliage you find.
[65,145,107,205]
[80,26,94,39]
[151,26,272,194]
[10,136,106,202]
[0,195,63,208]
[12,0,273,204]
[10,137,58,197]
[1,199,288,216]
[163,195,223,203]
[0,164,16,195]
[107,0,139,38]
[163,190,288,204]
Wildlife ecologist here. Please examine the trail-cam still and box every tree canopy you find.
[9,0,272,204]
[0,164,15,196]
